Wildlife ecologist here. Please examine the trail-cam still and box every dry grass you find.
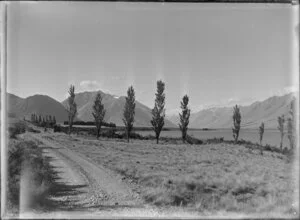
[6,120,56,214]
[44,133,297,216]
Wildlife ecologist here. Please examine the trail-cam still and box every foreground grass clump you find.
[8,121,27,138]
[48,134,297,216]
[7,139,56,212]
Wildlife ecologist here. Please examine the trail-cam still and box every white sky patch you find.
[80,80,101,91]
[125,71,135,88]
[63,92,69,100]
[67,80,76,87]
[291,6,299,99]
[156,70,165,82]
[179,72,190,98]
[79,80,110,94]
[268,85,299,98]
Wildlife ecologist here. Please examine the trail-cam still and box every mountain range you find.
[167,93,296,129]
[7,93,69,122]
[6,91,175,127]
[6,91,296,129]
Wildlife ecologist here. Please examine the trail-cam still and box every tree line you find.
[29,113,57,128]
[66,81,191,143]
[232,101,296,154]
[62,121,116,127]
[66,81,296,151]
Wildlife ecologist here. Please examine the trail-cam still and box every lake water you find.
[137,129,291,148]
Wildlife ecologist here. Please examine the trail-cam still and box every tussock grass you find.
[47,133,297,216]
[8,121,26,138]
[7,137,56,213]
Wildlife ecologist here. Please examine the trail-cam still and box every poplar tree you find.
[179,95,191,143]
[151,80,166,144]
[67,85,77,135]
[287,101,295,150]
[92,93,106,139]
[277,115,285,150]
[259,122,264,155]
[232,105,241,143]
[122,86,136,143]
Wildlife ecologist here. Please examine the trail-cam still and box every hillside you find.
[167,93,297,129]
[7,93,68,122]
[61,90,176,127]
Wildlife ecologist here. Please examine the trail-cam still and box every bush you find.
[101,128,121,138]
[7,140,55,210]
[27,127,41,133]
[63,120,116,128]
[186,135,203,145]
[204,137,224,144]
[53,125,62,132]
[120,132,145,140]
[8,122,26,139]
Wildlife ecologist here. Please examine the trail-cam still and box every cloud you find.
[79,80,110,93]
[269,86,299,97]
[191,96,257,113]
[63,92,69,100]
[282,85,299,94]
[79,80,101,91]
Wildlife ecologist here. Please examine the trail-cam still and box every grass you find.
[44,133,297,216]
[56,124,293,156]
[6,120,56,214]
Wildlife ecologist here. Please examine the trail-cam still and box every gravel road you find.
[20,133,202,218]
[30,133,144,208]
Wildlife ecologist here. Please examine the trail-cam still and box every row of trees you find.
[66,82,296,149]
[62,121,116,127]
[30,113,57,127]
[232,101,296,154]
[277,101,296,150]
[66,81,191,143]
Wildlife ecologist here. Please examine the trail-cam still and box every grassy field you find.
[43,132,297,216]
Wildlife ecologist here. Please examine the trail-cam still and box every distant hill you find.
[167,93,297,129]
[61,90,176,127]
[7,93,68,122]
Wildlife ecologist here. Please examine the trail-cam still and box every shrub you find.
[186,135,203,145]
[7,140,55,210]
[27,127,41,133]
[204,137,224,144]
[100,128,124,139]
[53,125,62,132]
[8,122,26,139]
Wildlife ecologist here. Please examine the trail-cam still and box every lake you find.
[136,128,291,148]
[61,124,292,148]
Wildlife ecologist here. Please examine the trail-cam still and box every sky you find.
[6,2,299,115]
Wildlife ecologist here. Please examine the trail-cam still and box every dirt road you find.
[22,133,201,218]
